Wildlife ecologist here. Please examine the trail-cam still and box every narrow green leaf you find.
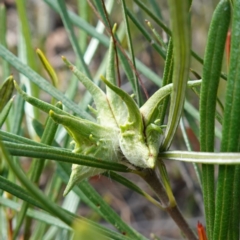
[92,0,109,26]
[200,0,230,151]
[117,47,135,86]
[0,175,43,209]
[16,0,37,72]
[0,76,14,128]
[214,1,240,239]
[0,76,14,113]
[161,0,191,150]
[0,130,48,147]
[149,0,163,19]
[0,98,14,128]
[10,84,25,135]
[36,49,58,88]
[159,151,240,164]
[158,38,173,124]
[77,0,89,52]
[3,141,133,173]
[146,20,167,50]
[199,1,231,238]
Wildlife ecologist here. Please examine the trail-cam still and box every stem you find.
[141,169,197,240]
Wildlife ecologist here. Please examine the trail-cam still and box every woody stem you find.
[141,168,197,240]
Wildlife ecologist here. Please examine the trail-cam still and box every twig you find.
[141,168,197,240]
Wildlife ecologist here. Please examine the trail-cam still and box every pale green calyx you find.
[46,38,202,195]
[49,110,120,196]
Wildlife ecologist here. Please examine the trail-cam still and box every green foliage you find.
[200,1,231,238]
[0,1,240,240]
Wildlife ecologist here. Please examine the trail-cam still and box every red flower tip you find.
[197,221,207,240]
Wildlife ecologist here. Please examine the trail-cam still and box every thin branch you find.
[141,169,197,240]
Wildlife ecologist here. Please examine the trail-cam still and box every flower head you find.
[47,36,201,195]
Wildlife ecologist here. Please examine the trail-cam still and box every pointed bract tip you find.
[49,110,54,116]
[63,188,70,197]
[100,75,108,84]
[62,56,72,68]
[112,23,117,34]
[100,75,105,80]
[13,80,19,89]
[63,180,75,196]
[55,101,63,109]
[145,19,151,28]
[7,75,14,81]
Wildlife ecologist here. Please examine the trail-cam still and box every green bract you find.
[14,37,201,196]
